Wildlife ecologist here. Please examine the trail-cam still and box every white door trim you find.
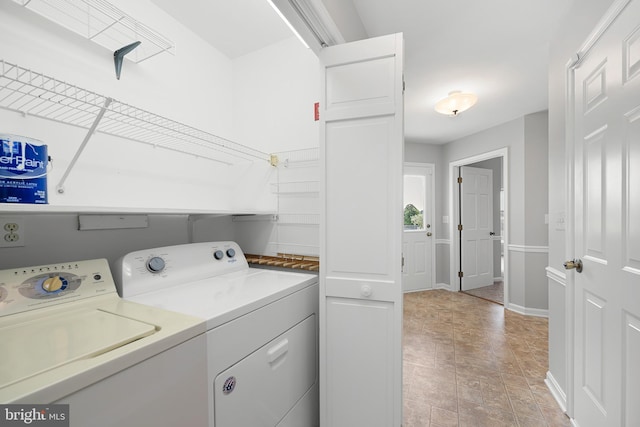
[404,161,436,291]
[449,148,509,307]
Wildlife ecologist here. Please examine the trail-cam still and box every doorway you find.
[402,162,435,292]
[449,148,509,306]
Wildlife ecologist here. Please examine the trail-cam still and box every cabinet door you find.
[319,33,404,427]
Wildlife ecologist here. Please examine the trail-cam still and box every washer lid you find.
[0,309,156,388]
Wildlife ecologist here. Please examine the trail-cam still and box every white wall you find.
[232,37,320,153]
[321,0,368,42]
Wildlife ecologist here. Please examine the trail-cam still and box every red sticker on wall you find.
[314,102,319,121]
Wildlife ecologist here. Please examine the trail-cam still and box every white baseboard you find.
[508,244,549,253]
[493,276,504,282]
[545,371,567,412]
[435,283,453,291]
[507,303,548,318]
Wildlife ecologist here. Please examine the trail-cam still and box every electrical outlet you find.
[0,217,24,248]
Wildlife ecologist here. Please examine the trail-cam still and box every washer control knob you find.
[214,250,224,260]
[42,276,64,292]
[146,256,166,273]
[226,248,236,258]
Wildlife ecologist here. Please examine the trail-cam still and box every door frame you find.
[403,161,436,291]
[449,148,509,307]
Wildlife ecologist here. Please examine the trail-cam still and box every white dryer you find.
[0,258,208,427]
[114,241,319,427]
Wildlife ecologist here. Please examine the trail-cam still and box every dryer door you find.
[214,315,317,427]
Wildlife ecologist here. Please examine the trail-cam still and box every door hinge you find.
[458,224,463,231]
[458,271,464,278]
[457,176,463,184]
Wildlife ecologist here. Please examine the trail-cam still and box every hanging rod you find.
[0,60,271,166]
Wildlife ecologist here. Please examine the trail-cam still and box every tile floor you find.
[403,289,570,427]
[462,281,504,305]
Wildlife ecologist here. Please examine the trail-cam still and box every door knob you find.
[426,232,432,237]
[489,231,495,236]
[563,259,583,273]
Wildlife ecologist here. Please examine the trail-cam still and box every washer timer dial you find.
[146,256,166,273]
[42,276,66,292]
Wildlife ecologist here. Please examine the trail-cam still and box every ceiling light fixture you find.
[434,91,478,116]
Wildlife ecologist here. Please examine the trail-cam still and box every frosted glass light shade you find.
[434,91,478,116]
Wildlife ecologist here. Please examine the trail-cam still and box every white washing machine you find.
[114,241,319,427]
[0,258,208,427]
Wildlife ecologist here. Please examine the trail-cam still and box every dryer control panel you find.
[114,241,249,298]
[0,258,116,317]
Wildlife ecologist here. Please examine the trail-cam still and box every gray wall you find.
[442,111,549,310]
[523,112,550,310]
[0,214,236,271]
[405,110,549,307]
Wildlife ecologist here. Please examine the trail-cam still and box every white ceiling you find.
[152,0,574,145]
[150,0,293,58]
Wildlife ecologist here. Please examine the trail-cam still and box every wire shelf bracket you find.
[56,96,111,194]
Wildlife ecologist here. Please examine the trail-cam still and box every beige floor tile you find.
[538,404,572,427]
[431,406,459,426]
[510,398,545,422]
[403,290,564,427]
[501,372,530,389]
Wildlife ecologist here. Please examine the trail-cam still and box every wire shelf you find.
[11,0,175,63]
[275,147,319,168]
[277,214,319,225]
[0,60,271,165]
[271,180,319,194]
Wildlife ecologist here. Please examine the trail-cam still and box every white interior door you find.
[460,166,494,291]
[403,163,434,292]
[571,1,640,426]
[320,33,404,427]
